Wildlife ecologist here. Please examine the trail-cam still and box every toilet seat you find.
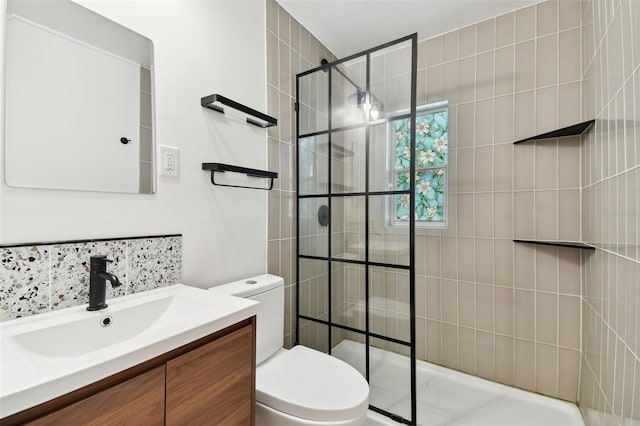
[256,345,369,422]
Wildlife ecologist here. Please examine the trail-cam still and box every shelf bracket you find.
[202,163,278,190]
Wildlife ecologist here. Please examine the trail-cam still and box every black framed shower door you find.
[295,34,418,425]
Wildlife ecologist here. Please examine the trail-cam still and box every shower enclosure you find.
[296,34,418,425]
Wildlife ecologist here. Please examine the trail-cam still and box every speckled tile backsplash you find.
[0,235,181,322]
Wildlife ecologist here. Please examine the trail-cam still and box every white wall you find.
[0,0,268,288]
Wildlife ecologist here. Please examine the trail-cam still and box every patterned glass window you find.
[393,106,448,226]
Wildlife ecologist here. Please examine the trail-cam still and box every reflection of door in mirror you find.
[4,0,155,194]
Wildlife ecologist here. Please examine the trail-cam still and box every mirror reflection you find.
[4,0,155,194]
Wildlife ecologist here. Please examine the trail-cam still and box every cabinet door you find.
[166,323,255,425]
[28,365,165,426]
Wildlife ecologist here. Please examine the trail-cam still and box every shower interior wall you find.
[267,0,639,410]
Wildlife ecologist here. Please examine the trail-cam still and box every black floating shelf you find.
[201,94,277,128]
[202,163,278,190]
[513,119,595,144]
[514,239,595,250]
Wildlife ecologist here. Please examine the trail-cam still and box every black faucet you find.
[87,255,123,311]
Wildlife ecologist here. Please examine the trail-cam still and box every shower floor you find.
[331,339,584,426]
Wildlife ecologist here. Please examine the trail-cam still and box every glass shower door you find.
[296,34,418,425]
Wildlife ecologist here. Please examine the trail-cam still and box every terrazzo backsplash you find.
[0,235,182,322]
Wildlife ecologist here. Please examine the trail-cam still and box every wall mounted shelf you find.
[513,119,595,144]
[513,239,595,250]
[202,163,278,190]
[201,94,277,128]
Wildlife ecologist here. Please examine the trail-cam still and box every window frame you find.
[387,101,449,229]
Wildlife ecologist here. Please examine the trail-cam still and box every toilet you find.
[209,274,369,425]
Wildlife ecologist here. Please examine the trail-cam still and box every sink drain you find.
[100,315,113,327]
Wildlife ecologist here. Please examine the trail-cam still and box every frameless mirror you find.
[4,0,155,194]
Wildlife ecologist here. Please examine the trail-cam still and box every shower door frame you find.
[295,33,418,425]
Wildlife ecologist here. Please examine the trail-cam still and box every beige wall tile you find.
[558,137,580,188]
[516,5,536,42]
[535,190,559,240]
[494,193,513,239]
[426,36,443,67]
[475,193,494,237]
[515,338,536,391]
[494,240,514,286]
[426,277,442,320]
[514,143,535,190]
[458,57,476,104]
[495,286,515,335]
[459,25,477,58]
[535,140,559,190]
[559,0,580,31]
[476,331,495,379]
[442,30,459,63]
[459,282,476,327]
[459,327,477,374]
[537,0,558,37]
[559,295,580,349]
[458,193,475,237]
[495,335,515,384]
[442,323,459,368]
[458,102,476,148]
[514,90,535,141]
[536,86,559,134]
[442,279,458,324]
[494,96,515,145]
[477,19,496,53]
[558,189,581,241]
[496,12,515,47]
[475,100,495,146]
[458,238,476,282]
[559,83,582,128]
[515,289,535,339]
[476,52,495,100]
[426,320,442,363]
[536,245,559,292]
[536,343,559,397]
[536,34,559,88]
[559,29,581,84]
[441,238,458,280]
[558,248,581,295]
[536,292,558,345]
[495,46,515,96]
[476,239,495,285]
[476,283,494,331]
[515,40,536,92]
[514,191,535,239]
[558,348,580,401]
[457,147,475,192]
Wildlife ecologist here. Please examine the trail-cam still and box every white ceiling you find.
[277,0,544,58]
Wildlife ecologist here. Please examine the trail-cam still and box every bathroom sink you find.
[0,284,258,418]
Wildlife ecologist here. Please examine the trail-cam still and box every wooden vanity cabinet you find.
[3,318,256,426]
[26,366,166,426]
[166,323,254,425]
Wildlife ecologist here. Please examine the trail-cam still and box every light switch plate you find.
[159,145,179,177]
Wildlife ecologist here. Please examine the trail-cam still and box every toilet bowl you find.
[209,274,369,426]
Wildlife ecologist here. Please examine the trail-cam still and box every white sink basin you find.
[0,284,258,418]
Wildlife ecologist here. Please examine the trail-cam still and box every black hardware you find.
[202,162,278,190]
[120,137,131,144]
[513,239,596,250]
[513,119,595,144]
[317,205,329,226]
[201,94,277,128]
[87,255,123,311]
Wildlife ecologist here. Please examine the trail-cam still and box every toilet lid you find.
[256,345,370,422]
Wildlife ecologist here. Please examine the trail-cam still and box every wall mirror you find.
[4,0,155,194]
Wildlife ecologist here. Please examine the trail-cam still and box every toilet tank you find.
[209,274,284,365]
